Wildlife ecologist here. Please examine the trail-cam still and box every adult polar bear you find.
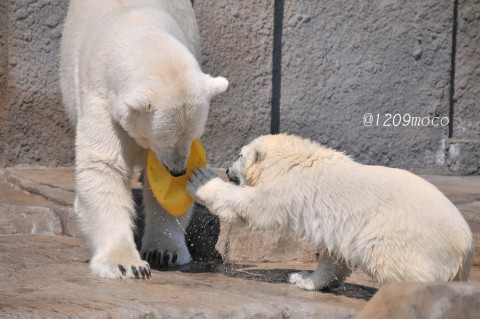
[188,134,473,290]
[60,0,228,279]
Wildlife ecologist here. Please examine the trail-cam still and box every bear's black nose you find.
[226,168,230,175]
[169,169,187,177]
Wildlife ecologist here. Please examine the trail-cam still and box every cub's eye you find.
[254,150,263,163]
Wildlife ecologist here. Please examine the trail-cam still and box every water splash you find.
[175,218,186,234]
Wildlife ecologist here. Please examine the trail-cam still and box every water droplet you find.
[175,218,187,233]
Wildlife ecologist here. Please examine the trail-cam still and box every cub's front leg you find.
[75,125,150,279]
[187,168,243,224]
[188,168,290,230]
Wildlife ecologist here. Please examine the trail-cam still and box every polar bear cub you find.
[60,0,228,278]
[188,134,473,290]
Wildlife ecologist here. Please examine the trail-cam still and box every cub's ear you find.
[254,148,265,163]
[123,92,152,112]
[205,75,229,100]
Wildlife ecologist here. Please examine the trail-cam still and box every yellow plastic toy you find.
[146,139,206,217]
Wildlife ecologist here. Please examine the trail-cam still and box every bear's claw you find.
[141,249,180,268]
[131,266,140,279]
[139,266,151,279]
[117,264,150,279]
[118,264,126,276]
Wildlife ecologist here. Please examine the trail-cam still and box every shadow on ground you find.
[135,188,377,301]
[152,260,378,301]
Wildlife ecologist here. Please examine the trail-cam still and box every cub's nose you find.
[226,168,230,175]
[226,168,240,185]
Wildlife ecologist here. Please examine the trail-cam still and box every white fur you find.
[188,134,473,290]
[60,0,228,279]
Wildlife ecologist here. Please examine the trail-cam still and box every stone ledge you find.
[0,168,80,237]
[0,204,61,235]
[446,138,480,174]
[358,281,480,319]
[0,235,368,319]
[5,167,76,206]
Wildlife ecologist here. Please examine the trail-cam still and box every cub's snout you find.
[226,168,241,185]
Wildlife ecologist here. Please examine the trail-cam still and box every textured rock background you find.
[0,0,73,167]
[447,0,480,174]
[454,0,480,139]
[0,0,478,172]
[281,1,452,171]
[194,0,274,167]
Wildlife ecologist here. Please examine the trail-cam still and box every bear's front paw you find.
[141,248,190,268]
[187,168,223,205]
[90,250,151,279]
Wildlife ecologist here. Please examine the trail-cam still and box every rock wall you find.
[280,1,452,171]
[447,0,480,174]
[0,1,10,167]
[194,0,274,166]
[0,0,73,167]
[0,0,478,174]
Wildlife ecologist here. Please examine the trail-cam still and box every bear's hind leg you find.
[289,251,352,290]
[140,174,192,268]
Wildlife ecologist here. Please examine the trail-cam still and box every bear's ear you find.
[124,92,152,112]
[205,75,229,100]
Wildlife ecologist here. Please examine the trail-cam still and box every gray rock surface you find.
[0,0,73,167]
[358,281,480,319]
[0,204,61,235]
[0,1,479,174]
[5,167,75,206]
[454,0,480,140]
[194,1,273,168]
[216,223,323,264]
[280,1,452,174]
[447,139,480,174]
[0,2,8,167]
[1,167,80,237]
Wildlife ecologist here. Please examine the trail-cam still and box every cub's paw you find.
[187,168,222,205]
[289,271,342,291]
[289,271,319,291]
[90,250,151,279]
[141,248,191,268]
